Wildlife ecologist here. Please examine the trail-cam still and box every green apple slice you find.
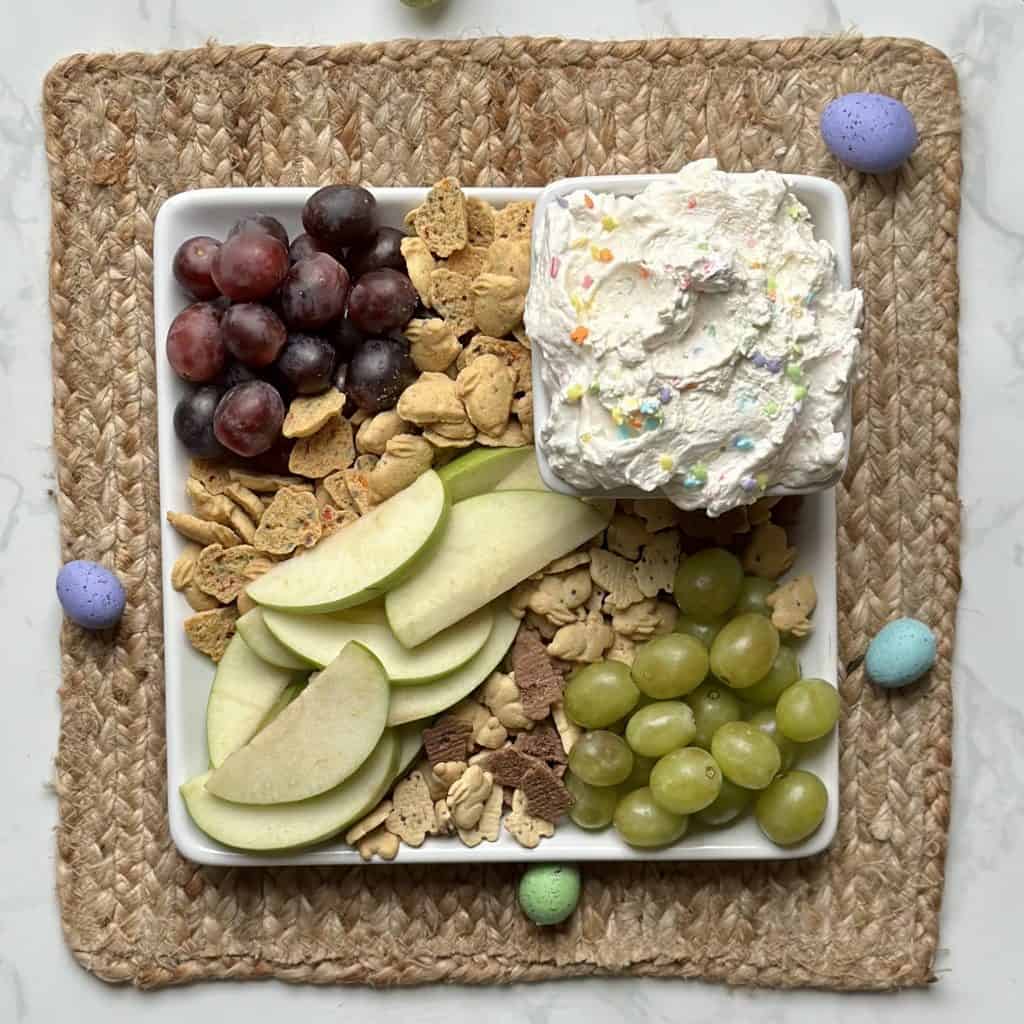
[385,490,611,647]
[206,635,298,769]
[247,470,449,614]
[257,679,306,731]
[181,730,399,852]
[388,605,520,726]
[206,641,389,804]
[393,723,424,778]
[437,446,535,502]
[236,608,315,670]
[493,452,548,492]
[262,603,493,684]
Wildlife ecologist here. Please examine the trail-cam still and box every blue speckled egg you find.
[518,864,581,926]
[820,92,918,174]
[865,618,936,689]
[56,560,126,630]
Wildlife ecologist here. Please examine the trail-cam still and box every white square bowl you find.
[154,186,839,868]
[528,173,854,501]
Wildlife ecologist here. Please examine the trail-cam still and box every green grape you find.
[742,646,801,706]
[710,721,781,790]
[755,770,828,846]
[734,576,776,616]
[709,613,780,689]
[775,678,840,742]
[695,777,752,827]
[746,707,799,771]
[650,747,722,814]
[625,701,697,758]
[620,753,656,791]
[613,787,689,848]
[673,548,744,621]
[631,634,709,699]
[674,614,727,649]
[568,730,634,787]
[685,680,744,749]
[564,660,640,729]
[565,772,618,830]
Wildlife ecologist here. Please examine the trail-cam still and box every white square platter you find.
[154,185,839,867]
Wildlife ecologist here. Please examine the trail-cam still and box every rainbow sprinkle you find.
[659,454,675,471]
[683,464,708,490]
[734,436,755,451]
[786,364,803,383]
[549,256,561,278]
[583,194,594,209]
[565,383,584,402]
[687,197,697,210]
[601,215,618,231]
[570,237,589,250]
[570,326,589,345]
[756,473,770,491]
[581,274,594,289]
[763,401,780,418]
[792,384,808,401]
[740,476,758,492]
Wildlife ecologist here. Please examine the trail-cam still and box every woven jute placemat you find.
[43,36,960,990]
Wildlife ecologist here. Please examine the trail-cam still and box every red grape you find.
[221,303,288,368]
[166,302,227,383]
[348,227,407,278]
[327,317,365,361]
[211,231,289,302]
[346,336,416,412]
[219,359,260,390]
[289,233,326,263]
[302,185,379,249]
[347,269,418,335]
[172,235,221,300]
[213,381,285,457]
[275,333,336,394]
[279,254,350,330]
[331,361,357,417]
[228,214,289,249]
[247,433,296,475]
[173,386,226,457]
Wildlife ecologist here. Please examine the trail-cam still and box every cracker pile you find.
[352,494,808,857]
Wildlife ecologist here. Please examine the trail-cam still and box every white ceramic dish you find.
[527,172,855,501]
[154,185,838,867]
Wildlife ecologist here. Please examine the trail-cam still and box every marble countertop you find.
[2,0,1019,1019]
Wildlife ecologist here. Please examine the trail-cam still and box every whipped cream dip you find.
[524,160,863,516]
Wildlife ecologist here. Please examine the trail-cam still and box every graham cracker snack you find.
[288,415,356,478]
[413,177,468,256]
[253,487,322,555]
[183,606,239,662]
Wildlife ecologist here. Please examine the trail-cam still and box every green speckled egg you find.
[518,864,581,926]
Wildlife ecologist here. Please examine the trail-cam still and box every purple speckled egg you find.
[56,560,126,630]
[820,92,918,174]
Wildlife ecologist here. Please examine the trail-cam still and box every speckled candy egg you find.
[820,92,918,174]
[518,864,581,926]
[865,617,936,689]
[56,560,126,630]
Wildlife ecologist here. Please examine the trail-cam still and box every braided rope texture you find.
[42,36,960,990]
